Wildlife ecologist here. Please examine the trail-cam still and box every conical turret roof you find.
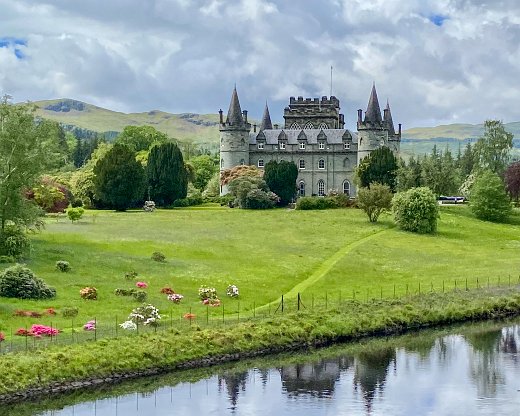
[364,84,382,124]
[226,86,244,125]
[259,102,273,131]
[384,100,395,135]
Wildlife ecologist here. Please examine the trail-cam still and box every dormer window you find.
[344,142,350,150]
[279,142,286,150]
[299,142,306,150]
[319,142,325,149]
[258,142,264,150]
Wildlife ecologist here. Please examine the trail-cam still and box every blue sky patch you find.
[0,36,28,59]
[428,15,448,26]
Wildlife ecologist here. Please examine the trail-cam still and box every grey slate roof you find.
[259,103,273,131]
[250,129,357,144]
[226,87,244,125]
[384,100,395,135]
[364,84,382,124]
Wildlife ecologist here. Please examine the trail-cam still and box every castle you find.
[219,85,401,196]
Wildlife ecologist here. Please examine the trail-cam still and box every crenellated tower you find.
[356,84,401,166]
[219,86,251,195]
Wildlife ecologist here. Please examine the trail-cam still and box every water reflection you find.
[5,320,520,416]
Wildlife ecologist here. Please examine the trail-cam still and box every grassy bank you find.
[1,287,520,397]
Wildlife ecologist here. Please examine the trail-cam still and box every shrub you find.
[357,183,393,222]
[151,251,166,262]
[160,287,175,295]
[392,187,439,234]
[226,284,239,298]
[167,293,183,303]
[132,290,147,302]
[114,288,137,297]
[80,287,97,300]
[67,207,84,223]
[244,189,278,209]
[0,332,4,342]
[55,260,71,272]
[228,176,270,209]
[198,285,217,301]
[0,226,31,258]
[0,264,56,299]
[61,307,79,318]
[0,255,15,263]
[124,270,138,280]
[124,303,161,327]
[71,199,84,208]
[470,170,512,222]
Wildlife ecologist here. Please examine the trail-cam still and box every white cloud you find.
[0,0,519,128]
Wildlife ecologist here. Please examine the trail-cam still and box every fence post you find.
[455,280,457,291]
[238,301,240,321]
[189,307,192,327]
[418,282,421,294]
[281,296,284,314]
[465,278,468,291]
[488,276,490,288]
[253,301,256,318]
[339,290,342,306]
[297,293,301,311]
[222,303,225,323]
[442,280,445,293]
[72,319,74,343]
[380,287,383,299]
[509,275,511,287]
[312,294,314,310]
[94,318,97,341]
[366,289,369,302]
[476,277,479,289]
[206,305,209,324]
[25,325,28,352]
[325,292,328,310]
[353,289,356,300]
[393,284,396,298]
[431,282,433,293]
[115,316,118,338]
[406,284,409,296]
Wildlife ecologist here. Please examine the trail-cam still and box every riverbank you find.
[1,287,520,404]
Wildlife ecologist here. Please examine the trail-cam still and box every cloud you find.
[0,0,519,128]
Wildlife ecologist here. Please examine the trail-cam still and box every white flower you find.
[119,321,137,330]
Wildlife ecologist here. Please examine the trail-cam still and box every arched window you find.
[290,123,301,130]
[317,180,325,196]
[318,159,325,169]
[304,122,314,130]
[220,159,224,168]
[299,159,305,169]
[343,180,350,195]
[258,159,264,168]
[298,181,305,197]
[318,123,329,129]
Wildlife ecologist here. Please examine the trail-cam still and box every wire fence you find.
[1,274,520,355]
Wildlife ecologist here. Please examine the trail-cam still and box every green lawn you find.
[0,205,519,336]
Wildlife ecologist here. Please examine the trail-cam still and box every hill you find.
[30,98,519,157]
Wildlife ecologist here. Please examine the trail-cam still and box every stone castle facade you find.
[219,85,401,196]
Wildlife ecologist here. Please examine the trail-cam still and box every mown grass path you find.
[258,229,389,311]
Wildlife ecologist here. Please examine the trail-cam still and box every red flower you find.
[0,332,5,342]
[160,287,175,295]
[15,328,30,336]
[183,313,196,320]
[46,308,56,316]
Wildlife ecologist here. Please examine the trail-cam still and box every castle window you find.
[258,142,264,150]
[318,123,329,129]
[220,159,224,168]
[290,123,301,130]
[304,122,314,130]
[318,159,325,169]
[317,179,325,196]
[258,159,264,168]
[344,142,350,150]
[319,142,325,149]
[298,181,305,197]
[299,142,306,150]
[279,142,286,150]
[299,159,305,169]
[240,159,245,165]
[343,180,350,195]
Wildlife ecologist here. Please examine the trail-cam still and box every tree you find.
[115,125,169,153]
[220,165,263,186]
[504,162,520,203]
[93,143,145,211]
[421,146,461,196]
[396,156,422,192]
[473,120,513,175]
[392,187,438,234]
[0,97,60,230]
[458,142,475,177]
[470,170,511,222]
[228,176,276,209]
[146,142,188,206]
[357,146,398,191]
[264,160,298,205]
[357,183,393,223]
[190,155,218,191]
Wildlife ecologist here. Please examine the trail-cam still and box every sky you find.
[1,0,520,129]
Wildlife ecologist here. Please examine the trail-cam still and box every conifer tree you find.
[146,142,187,206]
[264,160,298,205]
[357,146,398,191]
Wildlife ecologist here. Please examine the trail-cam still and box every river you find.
[5,318,520,416]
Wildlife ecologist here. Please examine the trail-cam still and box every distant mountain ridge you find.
[30,99,520,157]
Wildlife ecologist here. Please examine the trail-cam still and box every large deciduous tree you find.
[189,155,218,191]
[115,125,169,153]
[473,120,513,175]
[504,162,520,203]
[0,97,61,230]
[263,160,298,205]
[357,146,398,191]
[93,143,145,211]
[146,142,188,206]
[470,170,511,222]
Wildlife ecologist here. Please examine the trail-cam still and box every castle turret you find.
[357,84,396,165]
[219,86,251,195]
[259,102,273,131]
[384,100,401,154]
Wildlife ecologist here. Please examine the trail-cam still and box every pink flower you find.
[136,282,148,289]
[0,332,5,342]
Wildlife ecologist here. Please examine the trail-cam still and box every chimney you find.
[398,123,402,136]
[253,124,257,133]
[274,123,279,129]
[242,110,248,124]
[357,109,362,124]
[219,109,223,124]
[383,108,388,120]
